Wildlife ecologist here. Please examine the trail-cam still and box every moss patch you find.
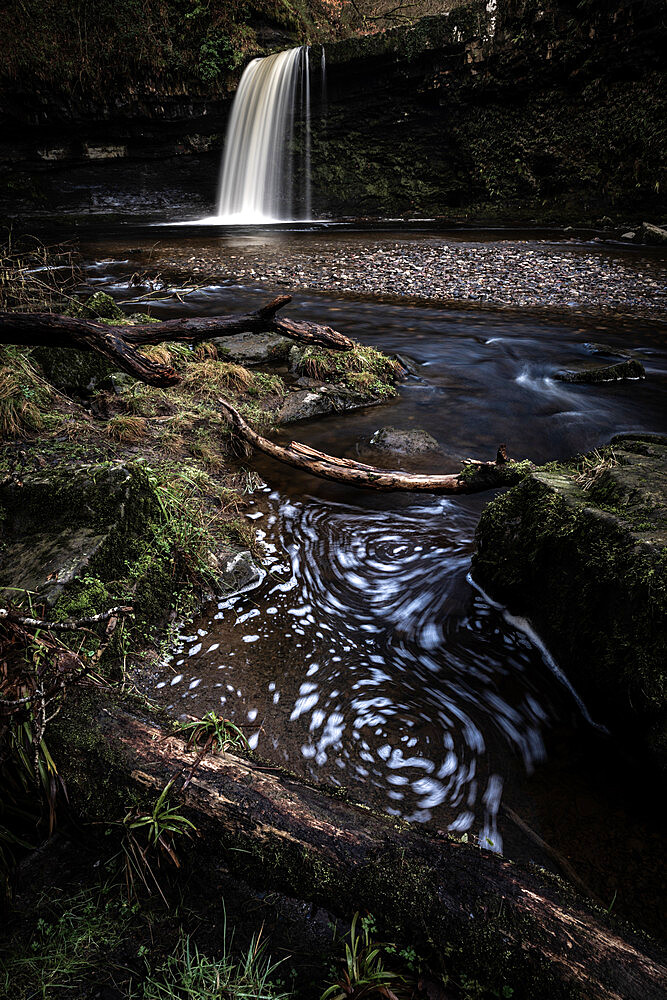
[472,436,667,766]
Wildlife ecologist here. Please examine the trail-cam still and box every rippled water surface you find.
[79,226,667,934]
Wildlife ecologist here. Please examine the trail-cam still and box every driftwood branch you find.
[0,605,133,631]
[218,398,529,493]
[0,296,353,388]
[59,699,667,1000]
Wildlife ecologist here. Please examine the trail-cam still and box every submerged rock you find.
[367,426,443,456]
[210,544,264,596]
[472,434,667,767]
[555,358,645,383]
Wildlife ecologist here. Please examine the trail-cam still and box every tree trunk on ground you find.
[0,296,353,387]
[57,696,667,1000]
[218,399,529,492]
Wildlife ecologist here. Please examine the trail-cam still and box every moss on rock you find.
[472,436,667,767]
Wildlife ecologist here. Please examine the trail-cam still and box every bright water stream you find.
[80,225,666,935]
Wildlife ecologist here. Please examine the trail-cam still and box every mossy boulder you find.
[0,462,160,607]
[75,291,125,321]
[32,345,115,396]
[472,435,667,767]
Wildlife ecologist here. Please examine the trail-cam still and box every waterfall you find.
[215,45,312,223]
[321,45,327,121]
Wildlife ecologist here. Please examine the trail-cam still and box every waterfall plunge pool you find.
[76,226,666,937]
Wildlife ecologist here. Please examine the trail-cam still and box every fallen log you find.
[0,295,353,388]
[218,398,531,492]
[56,695,667,1000]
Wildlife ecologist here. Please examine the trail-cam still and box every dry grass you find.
[574,449,619,490]
[105,414,148,443]
[180,359,257,400]
[0,347,58,438]
[0,233,83,314]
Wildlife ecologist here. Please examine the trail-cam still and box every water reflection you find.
[154,490,583,853]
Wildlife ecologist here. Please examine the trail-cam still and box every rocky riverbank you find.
[131,234,667,320]
[472,434,667,769]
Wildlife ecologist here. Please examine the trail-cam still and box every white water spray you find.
[215,45,312,223]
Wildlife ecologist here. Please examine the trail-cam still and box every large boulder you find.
[277,378,385,424]
[0,463,159,607]
[637,222,667,245]
[472,435,667,767]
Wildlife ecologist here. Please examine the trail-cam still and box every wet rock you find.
[582,342,632,358]
[211,544,264,596]
[621,231,636,240]
[277,383,383,424]
[472,435,667,768]
[367,426,443,456]
[214,331,292,366]
[0,464,158,607]
[555,358,645,383]
[638,222,667,246]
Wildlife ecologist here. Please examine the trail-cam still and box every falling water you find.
[216,46,312,223]
[302,46,312,220]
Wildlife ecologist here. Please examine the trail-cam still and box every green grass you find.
[293,344,403,398]
[0,884,292,1000]
[0,884,135,999]
[0,346,60,438]
[136,929,290,1000]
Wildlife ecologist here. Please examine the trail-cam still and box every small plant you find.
[321,912,408,1000]
[176,710,250,754]
[120,780,196,904]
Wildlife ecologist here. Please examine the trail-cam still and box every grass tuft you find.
[106,414,148,443]
[295,344,403,397]
[138,929,289,1000]
[0,346,58,438]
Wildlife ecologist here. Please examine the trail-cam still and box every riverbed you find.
[78,223,667,935]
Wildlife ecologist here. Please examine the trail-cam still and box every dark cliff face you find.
[312,0,667,221]
[1,0,665,223]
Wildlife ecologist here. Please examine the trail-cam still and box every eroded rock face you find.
[367,426,443,456]
[472,435,667,767]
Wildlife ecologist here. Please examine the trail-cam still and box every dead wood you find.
[0,295,353,388]
[61,699,667,1000]
[218,398,529,492]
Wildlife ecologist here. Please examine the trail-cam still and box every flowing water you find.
[211,46,312,224]
[78,225,667,935]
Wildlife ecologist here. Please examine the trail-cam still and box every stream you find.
[79,224,666,935]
